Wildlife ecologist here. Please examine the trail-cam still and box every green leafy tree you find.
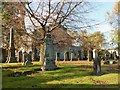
[106,1,120,49]
[106,1,120,58]
[79,30,105,61]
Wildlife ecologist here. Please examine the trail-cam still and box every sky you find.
[90,2,114,32]
[25,1,116,48]
[87,2,116,48]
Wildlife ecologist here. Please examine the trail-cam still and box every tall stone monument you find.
[93,49,101,76]
[7,27,17,63]
[41,33,58,71]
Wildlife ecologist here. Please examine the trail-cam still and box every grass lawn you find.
[1,61,119,88]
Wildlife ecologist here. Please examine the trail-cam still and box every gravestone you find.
[22,51,28,66]
[87,50,92,61]
[104,53,111,64]
[93,49,101,76]
[22,51,33,66]
[80,49,84,60]
[27,51,33,65]
[7,27,17,63]
[17,50,22,62]
[0,48,7,63]
[32,47,38,61]
[41,33,58,71]
[59,52,64,60]
[66,52,70,60]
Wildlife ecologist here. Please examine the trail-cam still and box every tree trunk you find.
[40,43,46,67]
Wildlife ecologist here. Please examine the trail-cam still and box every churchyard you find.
[1,61,118,88]
[1,1,120,89]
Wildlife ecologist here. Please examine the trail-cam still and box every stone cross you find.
[41,33,58,71]
[7,27,16,63]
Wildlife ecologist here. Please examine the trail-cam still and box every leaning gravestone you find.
[93,49,101,76]
[41,33,58,71]
[7,27,17,63]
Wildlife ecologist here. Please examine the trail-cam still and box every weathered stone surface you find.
[0,48,7,63]
[41,33,58,71]
[22,51,28,65]
[7,27,17,63]
[27,51,33,65]
[22,51,33,66]
[17,50,22,62]
[93,49,102,76]
[93,56,102,76]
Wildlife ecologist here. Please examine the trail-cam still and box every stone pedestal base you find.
[41,59,58,71]
[6,57,17,63]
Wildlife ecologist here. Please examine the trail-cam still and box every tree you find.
[1,2,26,51]
[20,0,97,70]
[78,30,105,61]
[106,0,120,58]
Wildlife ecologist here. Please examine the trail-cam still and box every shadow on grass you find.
[2,64,119,88]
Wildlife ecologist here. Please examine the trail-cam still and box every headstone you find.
[59,52,64,60]
[27,51,32,65]
[41,33,58,71]
[22,51,28,66]
[104,54,110,64]
[93,55,102,76]
[104,54,109,61]
[87,50,92,61]
[7,27,17,63]
[17,50,22,62]
[0,48,7,63]
[93,49,101,76]
[32,47,38,61]
[66,52,70,61]
[78,51,80,61]
[80,49,84,60]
